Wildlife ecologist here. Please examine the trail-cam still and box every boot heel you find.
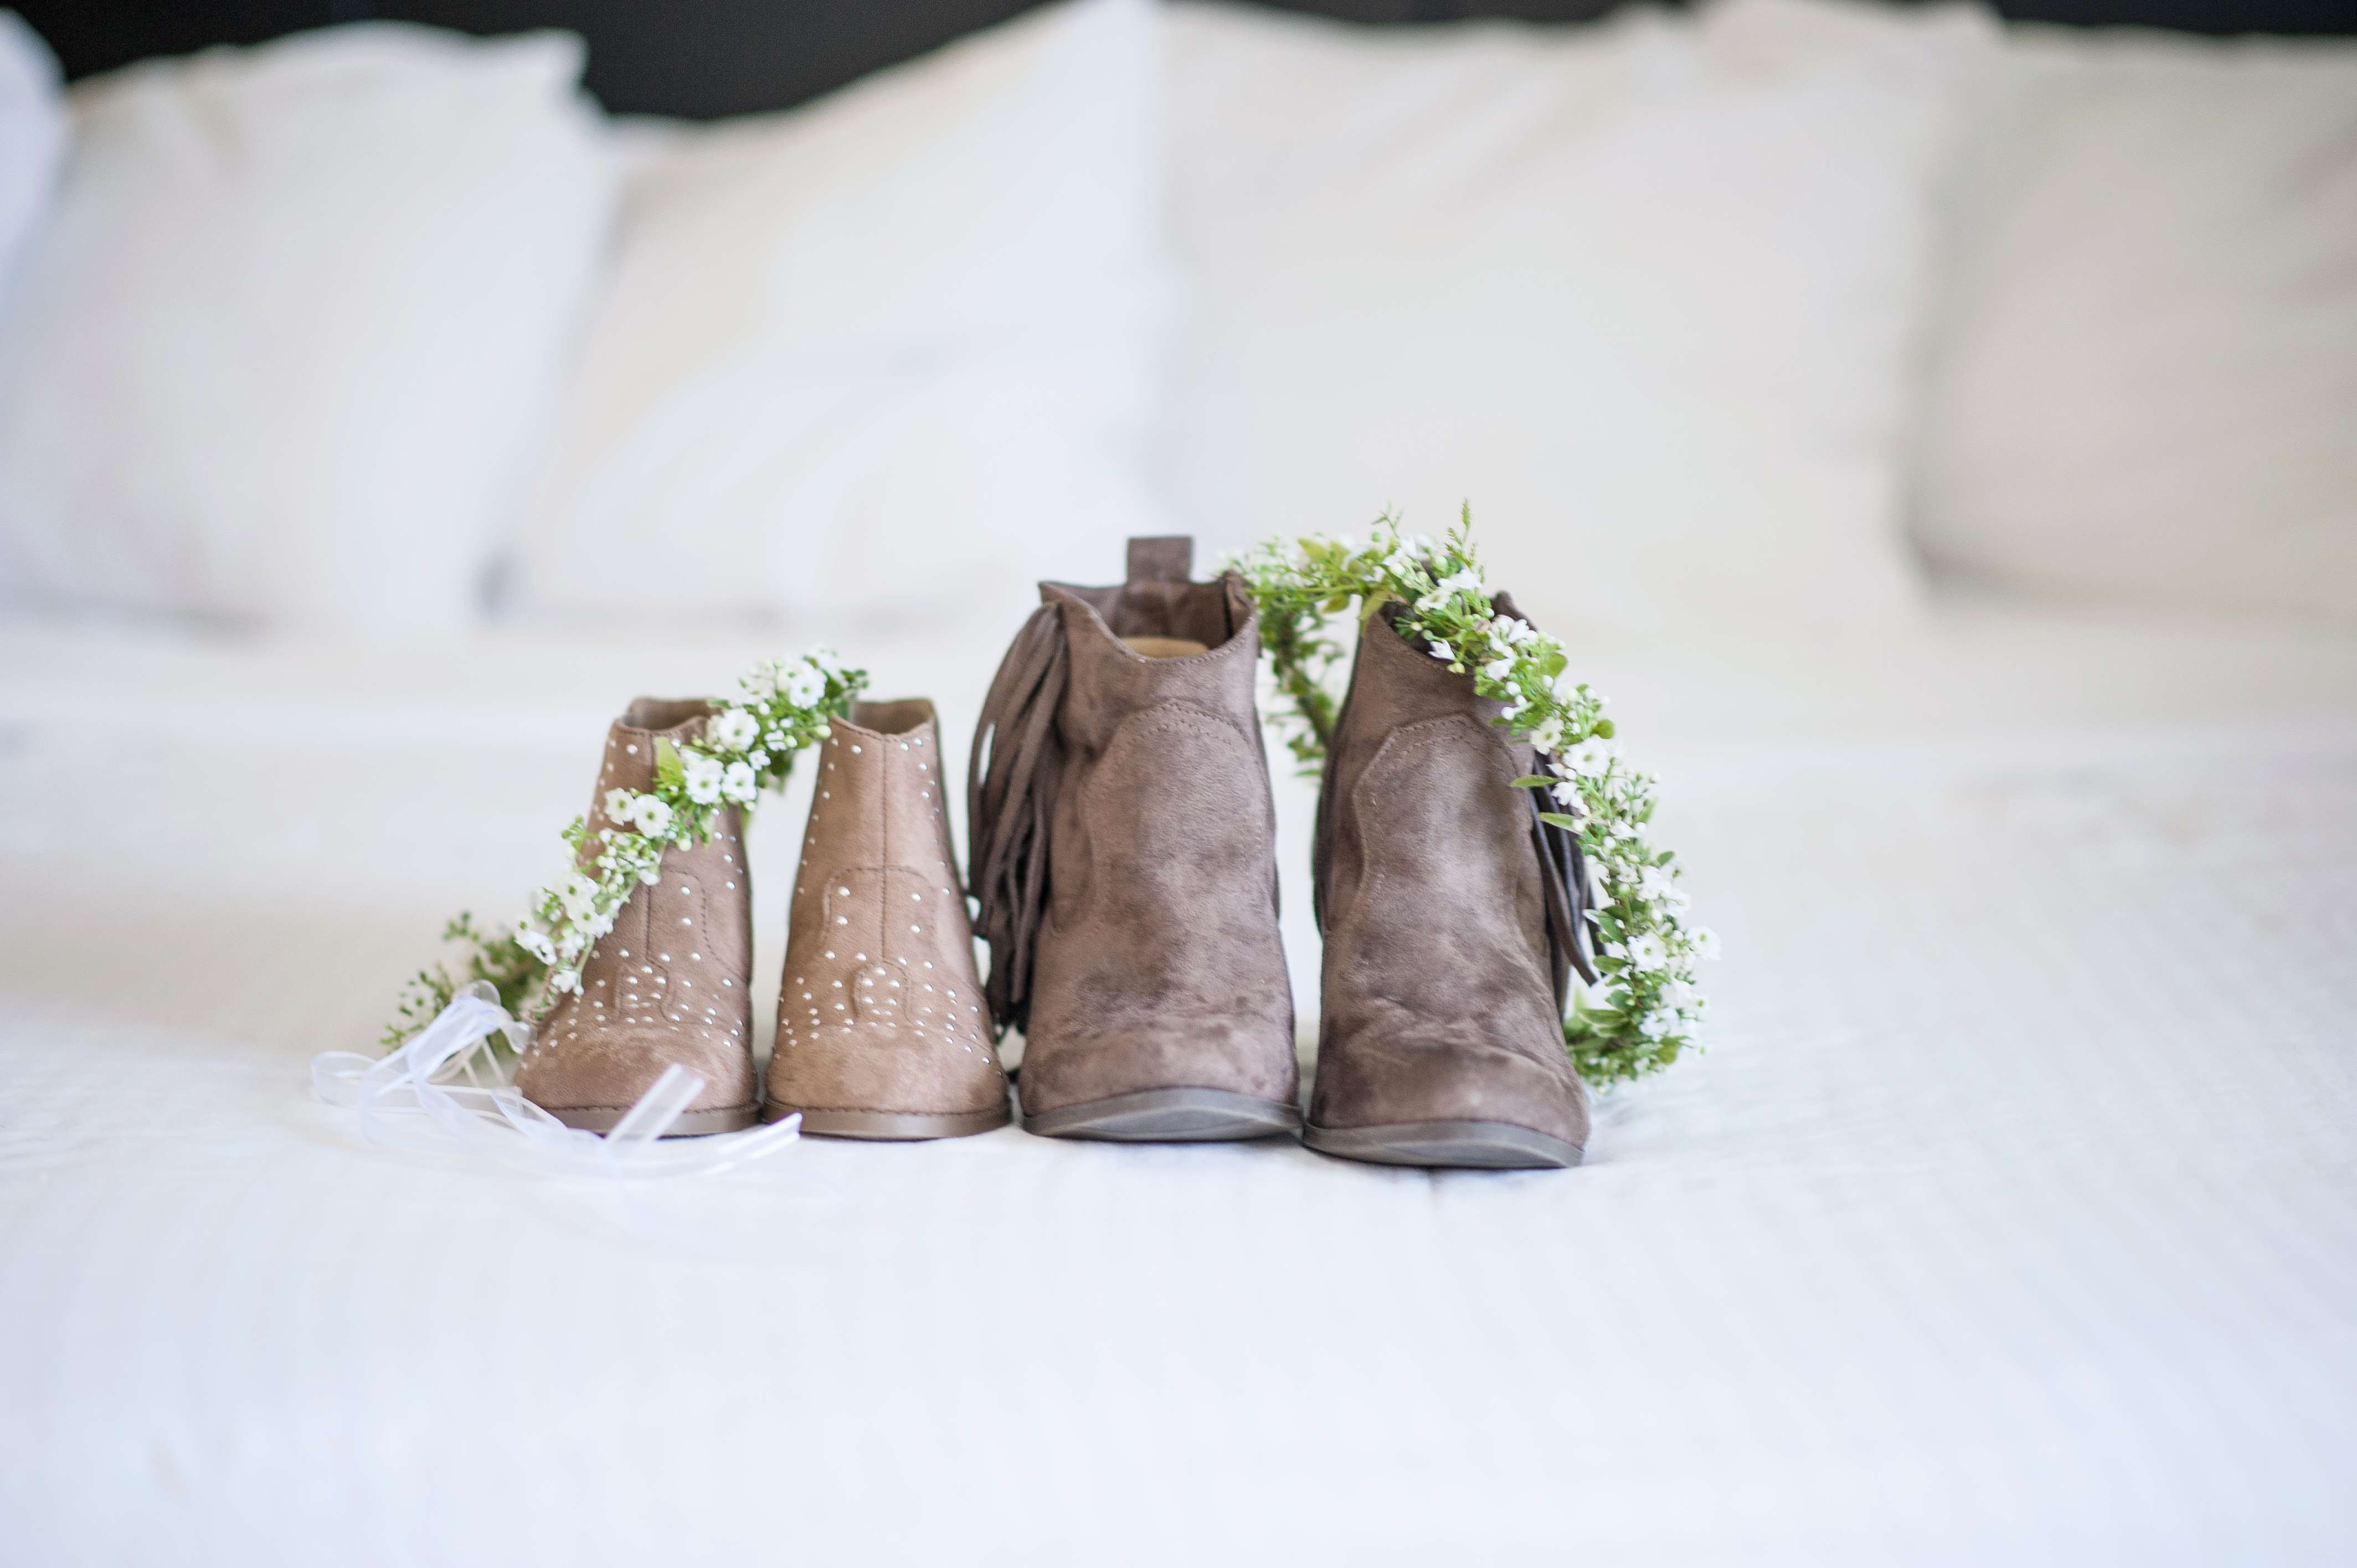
[765,1102,1012,1140]
[1301,1119,1581,1170]
[1021,1086,1301,1142]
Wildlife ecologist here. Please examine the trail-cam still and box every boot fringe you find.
[968,601,1068,1035]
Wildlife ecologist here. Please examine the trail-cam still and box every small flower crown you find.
[1227,509,1716,1086]
[382,649,866,1051]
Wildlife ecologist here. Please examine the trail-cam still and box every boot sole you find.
[542,1103,761,1136]
[1301,1119,1583,1170]
[759,1101,1011,1140]
[1021,1086,1303,1142]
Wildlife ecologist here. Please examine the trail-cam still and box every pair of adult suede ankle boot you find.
[517,537,1588,1169]
[970,537,1589,1169]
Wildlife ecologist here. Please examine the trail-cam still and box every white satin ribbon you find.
[312,982,800,1178]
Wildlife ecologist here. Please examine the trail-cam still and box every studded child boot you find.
[762,699,1011,1138]
[1304,602,1596,1169]
[969,537,1299,1141]
[517,699,761,1134]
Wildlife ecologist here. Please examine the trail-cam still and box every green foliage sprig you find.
[383,649,865,1054]
[1227,509,1716,1085]
[378,914,546,1052]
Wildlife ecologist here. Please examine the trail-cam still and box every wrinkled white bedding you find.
[2,603,2355,1565]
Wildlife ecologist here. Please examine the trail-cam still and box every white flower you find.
[721,761,758,803]
[806,647,841,675]
[1660,978,1694,1010]
[548,968,581,996]
[1489,613,1536,647]
[634,797,675,838]
[708,709,759,752]
[1481,654,1516,684]
[1638,864,1676,900]
[603,788,633,822]
[1689,926,1721,961]
[1629,932,1669,970]
[1417,566,1484,611]
[516,925,557,964]
[682,756,724,806]
[1551,781,1581,807]
[1566,738,1617,777]
[1427,640,1454,662]
[782,662,826,707]
[1638,1010,1671,1040]
[1530,717,1565,752]
[558,874,599,920]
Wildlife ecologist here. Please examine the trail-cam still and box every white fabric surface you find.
[0,24,614,637]
[511,0,1171,637]
[1162,0,1991,641]
[0,10,64,294]
[1915,23,2357,627]
[2,603,2355,1564]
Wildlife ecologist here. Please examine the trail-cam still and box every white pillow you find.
[1913,27,2357,628]
[511,0,1171,635]
[0,24,614,637]
[1165,0,1993,644]
[0,11,64,292]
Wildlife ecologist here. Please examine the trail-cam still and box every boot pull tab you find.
[1126,536,1194,584]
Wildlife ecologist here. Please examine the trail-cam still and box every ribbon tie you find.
[311,983,799,1177]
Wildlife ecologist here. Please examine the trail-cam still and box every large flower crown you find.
[1228,510,1715,1085]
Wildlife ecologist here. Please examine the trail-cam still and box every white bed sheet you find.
[2,601,2354,1565]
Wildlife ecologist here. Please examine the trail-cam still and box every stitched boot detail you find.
[517,699,759,1136]
[764,700,1010,1138]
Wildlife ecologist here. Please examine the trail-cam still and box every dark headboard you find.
[19,0,2357,120]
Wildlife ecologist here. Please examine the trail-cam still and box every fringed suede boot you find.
[517,699,761,1134]
[970,537,1300,1141]
[763,699,1011,1138]
[1304,602,1594,1169]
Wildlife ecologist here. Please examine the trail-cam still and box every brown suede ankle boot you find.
[518,699,760,1134]
[763,699,1011,1139]
[970,537,1300,1141]
[1303,603,1593,1169]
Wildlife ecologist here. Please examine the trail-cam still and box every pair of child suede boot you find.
[517,537,1588,1169]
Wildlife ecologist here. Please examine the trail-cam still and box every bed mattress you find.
[2,602,2354,1565]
